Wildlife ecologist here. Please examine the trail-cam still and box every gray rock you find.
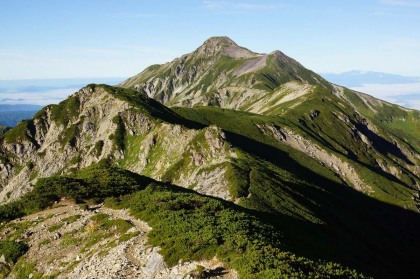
[53,232,61,240]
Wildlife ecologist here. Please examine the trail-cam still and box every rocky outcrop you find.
[0,203,237,279]
[258,123,371,193]
[120,37,329,110]
[0,86,131,202]
[124,124,237,201]
[0,86,239,204]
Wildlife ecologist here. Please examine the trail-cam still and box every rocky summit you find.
[0,37,419,279]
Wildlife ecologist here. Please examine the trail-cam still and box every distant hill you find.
[0,104,43,112]
[0,104,43,127]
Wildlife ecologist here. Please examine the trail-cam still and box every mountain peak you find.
[203,36,237,46]
[195,36,256,59]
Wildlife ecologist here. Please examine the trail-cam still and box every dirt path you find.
[2,202,238,279]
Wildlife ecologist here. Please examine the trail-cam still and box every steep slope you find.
[120,36,331,111]
[0,84,240,203]
[121,36,419,208]
[0,37,419,278]
[0,83,419,277]
[0,126,10,135]
[254,85,420,208]
[1,163,371,279]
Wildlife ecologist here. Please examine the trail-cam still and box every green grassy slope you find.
[118,37,419,211]
[246,85,420,207]
[174,105,420,278]
[174,102,419,209]
[0,163,369,278]
[0,83,419,278]
[0,125,10,135]
[2,160,419,278]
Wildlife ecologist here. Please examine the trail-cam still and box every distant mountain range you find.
[0,104,43,127]
[0,104,43,112]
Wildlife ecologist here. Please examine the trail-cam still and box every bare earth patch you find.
[1,202,237,279]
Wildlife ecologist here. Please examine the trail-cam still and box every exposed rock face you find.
[120,36,329,110]
[259,124,370,193]
[0,37,419,210]
[0,203,238,279]
[195,36,256,59]
[0,86,129,202]
[0,85,238,203]
[123,123,236,201]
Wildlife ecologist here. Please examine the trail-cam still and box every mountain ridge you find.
[120,36,332,110]
[0,37,419,278]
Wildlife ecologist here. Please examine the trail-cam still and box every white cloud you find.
[0,88,79,106]
[351,83,420,110]
[351,83,420,97]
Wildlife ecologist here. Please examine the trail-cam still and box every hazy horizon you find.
[1,1,420,79]
[0,72,419,110]
[1,1,419,109]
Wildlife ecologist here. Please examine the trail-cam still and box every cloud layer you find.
[350,83,420,110]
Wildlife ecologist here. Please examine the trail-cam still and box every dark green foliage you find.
[1,120,32,143]
[0,241,28,263]
[0,125,10,135]
[94,140,104,156]
[35,161,152,203]
[119,183,367,278]
[50,95,80,126]
[59,122,79,147]
[0,161,153,223]
[112,115,125,151]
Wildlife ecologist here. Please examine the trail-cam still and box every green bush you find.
[13,259,42,279]
[94,140,104,156]
[0,161,153,223]
[0,241,28,264]
[119,183,367,278]
[112,115,125,151]
[0,163,367,278]
[50,95,80,126]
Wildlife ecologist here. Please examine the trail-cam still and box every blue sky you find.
[1,0,419,79]
[0,0,419,109]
